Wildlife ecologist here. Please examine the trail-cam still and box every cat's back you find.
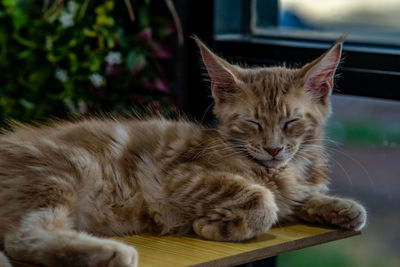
[0,117,203,153]
[0,117,210,187]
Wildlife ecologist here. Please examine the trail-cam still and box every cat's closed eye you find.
[246,120,262,132]
[282,118,300,131]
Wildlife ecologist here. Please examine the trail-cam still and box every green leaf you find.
[68,38,78,47]
[88,55,102,72]
[126,50,147,73]
[68,52,78,72]
[12,7,28,31]
[12,32,37,48]
[17,50,31,59]
[19,99,34,110]
[126,50,136,70]
[105,1,114,11]
[83,28,96,37]
[138,6,150,28]
[1,0,15,7]
[106,36,115,49]
[46,53,62,63]
[28,68,51,91]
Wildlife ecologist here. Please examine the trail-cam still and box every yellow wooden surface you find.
[113,224,359,267]
[11,224,360,267]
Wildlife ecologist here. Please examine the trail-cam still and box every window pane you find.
[214,0,245,34]
[253,0,400,45]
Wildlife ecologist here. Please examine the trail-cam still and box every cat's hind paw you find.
[322,198,367,231]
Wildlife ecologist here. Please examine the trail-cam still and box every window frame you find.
[214,0,400,101]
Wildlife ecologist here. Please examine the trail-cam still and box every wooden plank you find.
[10,224,360,267]
[114,224,359,267]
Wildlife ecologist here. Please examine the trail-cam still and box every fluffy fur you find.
[0,38,366,267]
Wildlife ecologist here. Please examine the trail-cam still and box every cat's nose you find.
[264,147,283,157]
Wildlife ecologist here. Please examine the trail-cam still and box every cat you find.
[0,37,367,267]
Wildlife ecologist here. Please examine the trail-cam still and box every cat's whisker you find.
[329,156,354,186]
[299,144,327,152]
[200,104,214,124]
[214,152,249,163]
[325,146,374,187]
[303,138,342,147]
[302,142,372,187]
[292,152,312,166]
[296,149,353,186]
[304,138,341,145]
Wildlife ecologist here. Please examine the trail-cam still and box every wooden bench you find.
[11,223,359,267]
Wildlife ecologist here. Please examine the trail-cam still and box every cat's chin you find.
[262,159,286,169]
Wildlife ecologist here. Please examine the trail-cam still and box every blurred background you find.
[1,1,399,267]
[0,0,182,124]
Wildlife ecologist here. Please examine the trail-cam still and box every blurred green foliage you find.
[0,0,176,125]
[278,238,400,267]
[278,246,356,267]
[327,119,400,146]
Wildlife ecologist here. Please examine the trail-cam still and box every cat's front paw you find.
[90,240,138,267]
[321,198,367,231]
[193,209,246,241]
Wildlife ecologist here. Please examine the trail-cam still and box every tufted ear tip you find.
[301,37,344,103]
[194,36,240,103]
[333,35,346,46]
[192,35,204,50]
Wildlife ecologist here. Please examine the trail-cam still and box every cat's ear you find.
[194,37,241,102]
[301,36,344,102]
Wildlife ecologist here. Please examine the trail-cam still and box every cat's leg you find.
[166,170,278,241]
[0,251,12,267]
[4,206,137,267]
[296,194,367,231]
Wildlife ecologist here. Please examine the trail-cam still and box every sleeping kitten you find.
[0,37,366,267]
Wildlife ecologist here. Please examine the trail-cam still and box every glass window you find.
[253,0,400,46]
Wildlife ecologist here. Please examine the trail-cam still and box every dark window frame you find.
[214,0,400,101]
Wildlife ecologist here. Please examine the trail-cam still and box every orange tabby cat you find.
[0,37,366,267]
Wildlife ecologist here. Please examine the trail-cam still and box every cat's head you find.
[196,37,343,168]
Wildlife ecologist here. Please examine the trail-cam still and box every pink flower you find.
[106,64,120,76]
[152,43,172,59]
[131,95,146,104]
[127,52,147,76]
[148,101,161,111]
[154,78,169,93]
[167,19,175,35]
[131,63,146,76]
[137,28,152,43]
[141,79,155,91]
[141,78,169,93]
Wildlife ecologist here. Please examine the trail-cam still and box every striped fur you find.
[0,38,366,267]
